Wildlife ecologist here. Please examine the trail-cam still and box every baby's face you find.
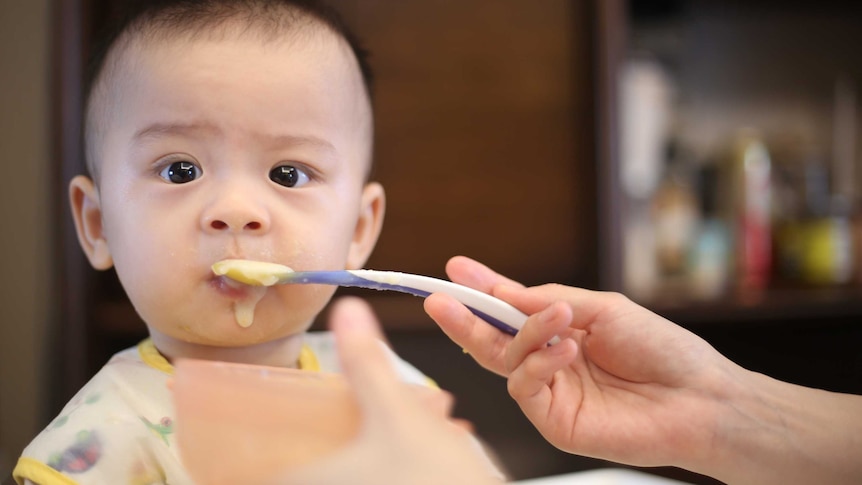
[90,31,378,348]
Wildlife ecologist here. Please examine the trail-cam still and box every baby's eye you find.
[269,165,310,188]
[159,160,202,184]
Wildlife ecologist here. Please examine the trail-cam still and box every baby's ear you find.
[69,175,113,270]
[346,182,385,270]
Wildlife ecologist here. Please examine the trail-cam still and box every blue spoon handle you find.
[282,270,527,337]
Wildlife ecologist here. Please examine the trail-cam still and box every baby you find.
[13,1,447,483]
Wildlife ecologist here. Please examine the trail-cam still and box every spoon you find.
[212,259,530,337]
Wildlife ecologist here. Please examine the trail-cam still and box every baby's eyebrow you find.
[257,132,338,155]
[132,121,218,143]
[131,121,337,155]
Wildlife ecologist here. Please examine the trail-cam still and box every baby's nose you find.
[209,219,263,231]
[201,191,270,234]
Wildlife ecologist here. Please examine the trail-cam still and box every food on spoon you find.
[212,259,294,286]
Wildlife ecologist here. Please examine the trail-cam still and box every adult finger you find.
[424,292,512,376]
[494,284,612,330]
[507,340,578,404]
[445,256,525,293]
[504,301,575,374]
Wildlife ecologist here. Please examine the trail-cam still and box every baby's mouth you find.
[211,258,294,328]
[211,274,252,297]
[211,276,268,328]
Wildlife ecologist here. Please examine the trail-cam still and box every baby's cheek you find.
[285,234,355,271]
[274,284,337,321]
[124,269,188,325]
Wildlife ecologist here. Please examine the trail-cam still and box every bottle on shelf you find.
[774,144,855,288]
[689,163,730,300]
[728,131,773,295]
[652,141,699,280]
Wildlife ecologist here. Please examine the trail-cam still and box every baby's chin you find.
[158,314,314,349]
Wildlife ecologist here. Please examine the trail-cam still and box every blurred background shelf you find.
[603,0,862,307]
[646,287,862,325]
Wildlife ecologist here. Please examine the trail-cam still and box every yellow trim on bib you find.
[297,342,320,371]
[424,376,440,389]
[138,339,173,374]
[13,457,79,485]
[137,338,319,373]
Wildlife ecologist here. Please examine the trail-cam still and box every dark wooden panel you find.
[51,0,91,412]
[333,0,598,288]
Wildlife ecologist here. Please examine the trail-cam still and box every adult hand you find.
[426,256,862,485]
[424,256,747,476]
[272,296,501,485]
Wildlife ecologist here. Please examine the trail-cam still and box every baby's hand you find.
[270,297,500,485]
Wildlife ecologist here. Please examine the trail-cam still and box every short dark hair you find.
[84,0,373,178]
[86,0,373,98]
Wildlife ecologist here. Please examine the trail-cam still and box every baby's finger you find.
[412,385,455,419]
[451,417,476,434]
[424,292,512,376]
[505,301,573,373]
[507,339,578,403]
[411,386,475,434]
[329,297,417,424]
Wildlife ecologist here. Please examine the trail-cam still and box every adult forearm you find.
[701,369,862,485]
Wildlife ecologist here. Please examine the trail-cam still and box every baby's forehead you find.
[103,21,369,127]
[96,10,366,117]
[87,16,373,180]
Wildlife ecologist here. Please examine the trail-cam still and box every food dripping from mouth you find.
[212,259,294,327]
